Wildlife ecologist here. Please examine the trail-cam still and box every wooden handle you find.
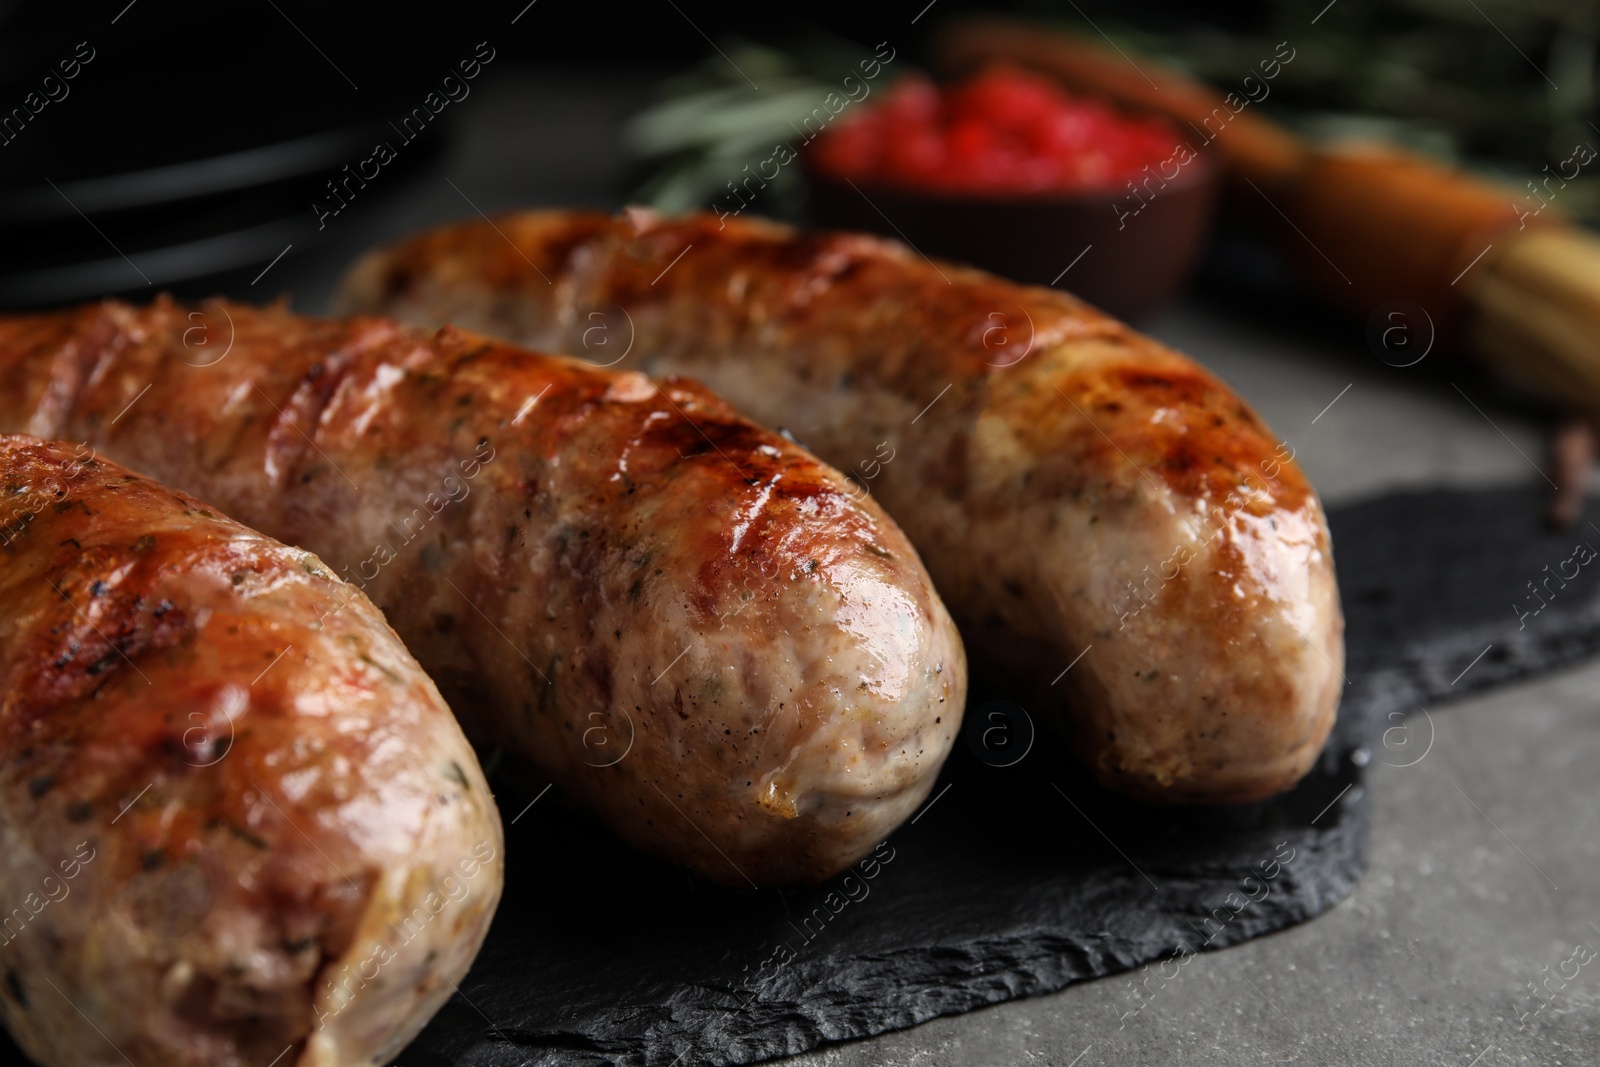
[1279,148,1539,336]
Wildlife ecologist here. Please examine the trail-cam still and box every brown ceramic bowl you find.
[804,150,1219,321]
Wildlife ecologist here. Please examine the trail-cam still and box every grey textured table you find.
[273,69,1599,1067]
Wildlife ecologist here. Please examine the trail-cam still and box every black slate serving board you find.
[7,487,1597,1067]
[378,486,1600,1066]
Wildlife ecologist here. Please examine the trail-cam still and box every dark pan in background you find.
[0,0,485,308]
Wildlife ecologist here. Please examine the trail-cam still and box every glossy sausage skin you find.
[335,209,1344,803]
[0,300,964,885]
[0,435,502,1067]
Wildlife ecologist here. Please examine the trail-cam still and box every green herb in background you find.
[624,38,898,219]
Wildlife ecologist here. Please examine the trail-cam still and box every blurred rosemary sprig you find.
[623,39,899,217]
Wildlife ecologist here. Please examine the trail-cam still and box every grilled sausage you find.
[0,299,964,885]
[0,434,502,1067]
[334,209,1344,803]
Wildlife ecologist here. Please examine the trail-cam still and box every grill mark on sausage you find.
[261,353,357,489]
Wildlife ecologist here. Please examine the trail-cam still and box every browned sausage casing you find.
[0,434,502,1067]
[0,300,965,886]
[335,209,1345,803]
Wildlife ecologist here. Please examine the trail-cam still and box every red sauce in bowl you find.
[811,67,1181,196]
